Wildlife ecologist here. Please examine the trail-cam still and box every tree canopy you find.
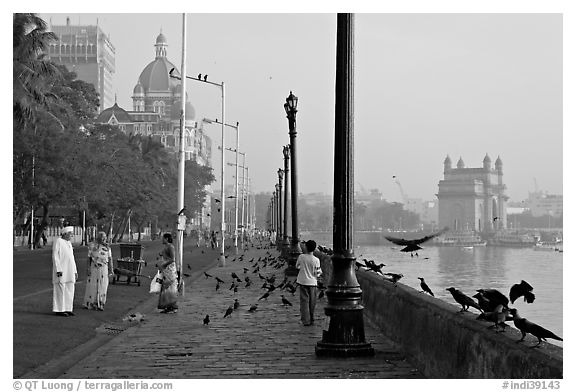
[13,13,215,245]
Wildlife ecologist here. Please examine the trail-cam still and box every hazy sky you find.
[28,9,564,203]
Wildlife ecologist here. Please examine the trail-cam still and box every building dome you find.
[96,103,132,124]
[483,153,491,170]
[171,101,196,121]
[133,81,145,96]
[457,157,465,169]
[156,32,167,44]
[137,58,180,92]
[136,32,180,92]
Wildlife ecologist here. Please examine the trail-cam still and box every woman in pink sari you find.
[83,232,113,311]
[158,233,178,313]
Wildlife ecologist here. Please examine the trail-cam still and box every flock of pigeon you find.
[352,230,563,348]
[197,243,326,327]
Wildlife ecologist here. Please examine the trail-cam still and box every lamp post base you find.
[315,306,374,357]
[284,242,301,277]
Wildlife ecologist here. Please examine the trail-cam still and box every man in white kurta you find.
[52,226,78,316]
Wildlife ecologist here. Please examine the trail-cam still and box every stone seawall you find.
[315,251,563,379]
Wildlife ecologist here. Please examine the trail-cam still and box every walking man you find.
[52,226,78,317]
[295,240,322,326]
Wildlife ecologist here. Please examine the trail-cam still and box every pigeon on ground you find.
[248,304,258,312]
[223,305,233,318]
[215,276,225,284]
[234,299,240,310]
[281,295,293,307]
[204,271,212,279]
[476,304,510,331]
[203,315,210,325]
[383,273,403,285]
[258,292,270,301]
[418,277,434,297]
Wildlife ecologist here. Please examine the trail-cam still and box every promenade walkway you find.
[57,246,423,379]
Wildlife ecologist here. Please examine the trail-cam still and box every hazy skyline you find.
[38,12,563,203]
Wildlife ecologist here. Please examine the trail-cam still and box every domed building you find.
[96,32,214,230]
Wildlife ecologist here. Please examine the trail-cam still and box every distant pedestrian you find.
[157,233,178,313]
[295,240,322,326]
[83,232,114,311]
[52,226,78,317]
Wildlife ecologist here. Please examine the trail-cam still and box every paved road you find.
[13,239,222,378]
[47,246,423,379]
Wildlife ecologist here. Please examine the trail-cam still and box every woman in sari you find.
[158,233,178,313]
[83,231,113,311]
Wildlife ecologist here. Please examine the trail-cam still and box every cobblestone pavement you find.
[60,247,423,379]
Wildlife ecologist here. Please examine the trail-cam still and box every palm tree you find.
[13,13,60,127]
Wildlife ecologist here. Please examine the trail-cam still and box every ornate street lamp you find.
[277,168,284,250]
[284,91,301,276]
[282,145,291,256]
[316,13,373,357]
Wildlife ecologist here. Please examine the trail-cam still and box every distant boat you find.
[432,230,487,247]
[533,241,562,252]
[490,230,537,247]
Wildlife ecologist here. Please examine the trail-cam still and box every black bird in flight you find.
[510,309,563,347]
[509,280,535,304]
[281,295,293,307]
[446,287,483,312]
[223,305,233,318]
[384,227,449,253]
[418,277,434,297]
[214,198,221,203]
[203,314,210,325]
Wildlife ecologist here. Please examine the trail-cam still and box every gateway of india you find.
[437,154,508,233]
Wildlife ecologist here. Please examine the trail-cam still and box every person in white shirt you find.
[52,226,78,316]
[295,240,322,326]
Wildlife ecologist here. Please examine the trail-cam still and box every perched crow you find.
[281,295,293,307]
[446,287,483,312]
[383,273,403,285]
[476,304,511,331]
[477,288,509,309]
[203,315,210,325]
[472,292,495,313]
[510,309,563,347]
[418,277,434,297]
[509,280,535,304]
[384,227,449,253]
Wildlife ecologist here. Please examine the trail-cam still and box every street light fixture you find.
[205,118,240,253]
[282,145,291,256]
[277,168,284,250]
[284,91,301,276]
[170,72,226,266]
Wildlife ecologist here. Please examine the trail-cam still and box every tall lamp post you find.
[316,13,373,357]
[277,169,284,250]
[284,91,301,276]
[282,145,291,256]
[170,70,226,266]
